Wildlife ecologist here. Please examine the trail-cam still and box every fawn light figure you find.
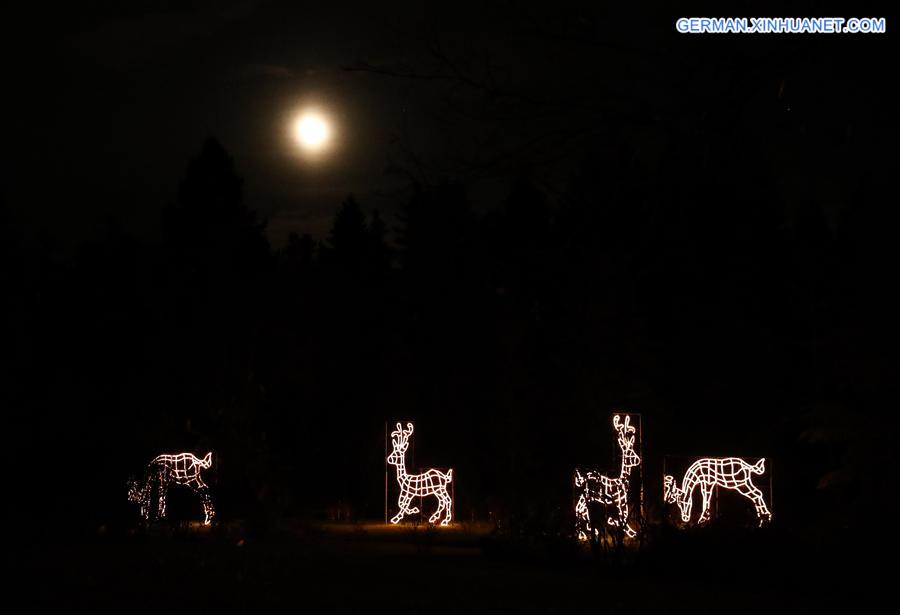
[664,457,772,527]
[574,414,641,540]
[128,452,215,525]
[387,423,453,526]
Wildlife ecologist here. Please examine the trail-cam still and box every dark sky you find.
[7,1,426,245]
[5,1,893,246]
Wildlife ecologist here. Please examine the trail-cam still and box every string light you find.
[387,423,453,526]
[664,457,772,527]
[574,414,640,540]
[128,452,215,525]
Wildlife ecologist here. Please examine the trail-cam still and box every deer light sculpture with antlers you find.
[664,457,772,527]
[128,452,215,525]
[574,414,641,539]
[387,423,453,526]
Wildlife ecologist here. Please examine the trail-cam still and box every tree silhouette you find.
[485,171,550,303]
[396,182,476,286]
[164,137,269,281]
[368,209,391,274]
[325,195,368,274]
[156,139,274,516]
[283,231,316,271]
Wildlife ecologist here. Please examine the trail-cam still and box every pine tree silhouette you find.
[326,195,368,273]
[368,209,390,274]
[164,137,269,281]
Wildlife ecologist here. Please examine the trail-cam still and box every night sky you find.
[8,2,419,244]
[9,1,887,249]
[6,2,897,611]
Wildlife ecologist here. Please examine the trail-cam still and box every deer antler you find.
[390,422,415,447]
[614,414,635,434]
[391,422,405,447]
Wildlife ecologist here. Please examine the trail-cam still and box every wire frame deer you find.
[387,423,453,526]
[574,414,641,540]
[664,457,772,527]
[128,452,215,525]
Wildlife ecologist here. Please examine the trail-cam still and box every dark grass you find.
[11,522,875,614]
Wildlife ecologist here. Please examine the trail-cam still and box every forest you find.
[4,125,894,538]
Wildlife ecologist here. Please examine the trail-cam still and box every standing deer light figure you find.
[128,452,215,525]
[387,423,453,526]
[574,414,641,540]
[664,457,772,527]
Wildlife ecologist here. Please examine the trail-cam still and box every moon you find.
[293,111,331,152]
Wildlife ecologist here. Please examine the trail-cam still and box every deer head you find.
[663,475,677,503]
[664,474,691,521]
[613,415,640,469]
[201,452,213,468]
[574,468,585,488]
[387,422,413,466]
[127,478,142,503]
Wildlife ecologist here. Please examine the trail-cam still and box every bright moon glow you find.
[293,112,331,151]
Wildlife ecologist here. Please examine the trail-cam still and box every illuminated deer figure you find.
[574,414,641,539]
[128,452,215,526]
[664,458,772,527]
[387,423,453,525]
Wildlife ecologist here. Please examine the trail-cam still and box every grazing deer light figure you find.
[664,458,772,527]
[574,415,641,540]
[387,423,453,526]
[128,452,215,525]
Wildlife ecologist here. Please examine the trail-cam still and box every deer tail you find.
[446,469,453,482]
[751,458,766,474]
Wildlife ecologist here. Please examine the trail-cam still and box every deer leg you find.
[139,482,149,520]
[158,481,168,520]
[187,478,215,525]
[738,482,771,525]
[186,481,213,525]
[429,494,445,524]
[199,487,214,525]
[575,494,592,540]
[150,471,164,520]
[619,496,637,538]
[137,479,148,520]
[391,492,412,524]
[698,483,714,524]
[440,492,452,526]
[606,488,622,529]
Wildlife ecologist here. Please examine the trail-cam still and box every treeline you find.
[2,136,895,535]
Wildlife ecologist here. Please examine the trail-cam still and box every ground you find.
[14,522,867,613]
